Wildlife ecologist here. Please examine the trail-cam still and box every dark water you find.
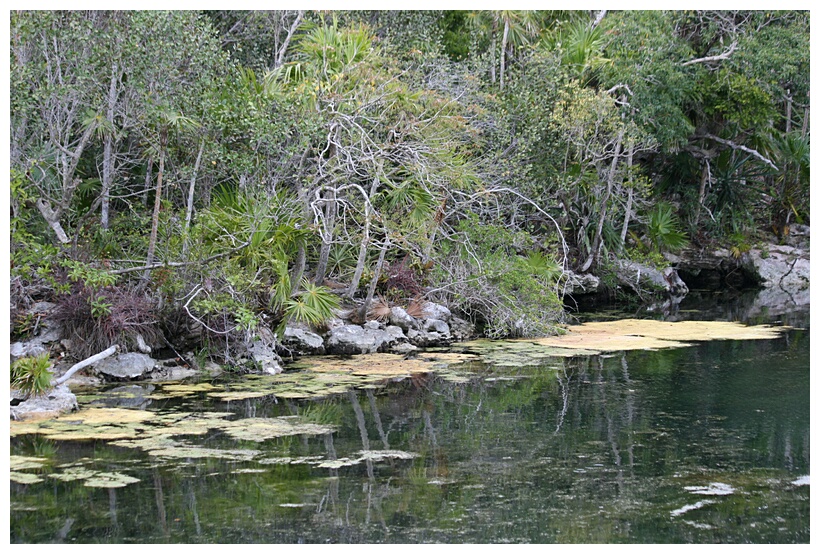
[10,302,810,543]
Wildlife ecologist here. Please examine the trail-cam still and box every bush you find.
[53,283,162,359]
[431,218,565,338]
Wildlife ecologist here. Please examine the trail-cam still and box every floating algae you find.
[459,319,789,366]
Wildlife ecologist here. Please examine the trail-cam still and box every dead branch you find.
[53,344,119,386]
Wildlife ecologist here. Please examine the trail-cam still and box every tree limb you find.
[681,40,737,67]
[697,133,779,170]
[53,345,119,386]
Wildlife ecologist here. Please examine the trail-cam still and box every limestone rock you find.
[448,316,475,342]
[744,245,810,291]
[10,384,78,421]
[388,306,418,331]
[325,324,397,355]
[424,318,451,337]
[422,302,452,322]
[95,352,157,380]
[282,325,326,355]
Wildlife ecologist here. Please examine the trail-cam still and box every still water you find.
[10,301,810,543]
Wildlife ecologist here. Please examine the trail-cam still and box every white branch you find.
[682,41,738,67]
[53,345,119,386]
[699,133,779,171]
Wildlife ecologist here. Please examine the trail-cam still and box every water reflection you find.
[10,310,809,543]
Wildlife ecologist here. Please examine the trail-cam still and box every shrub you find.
[53,284,162,358]
[431,218,566,338]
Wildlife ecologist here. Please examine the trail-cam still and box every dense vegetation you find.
[10,10,810,366]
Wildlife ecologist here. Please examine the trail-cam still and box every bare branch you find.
[681,40,737,67]
[53,345,119,386]
[697,133,779,171]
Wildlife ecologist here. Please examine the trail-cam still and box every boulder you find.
[448,316,475,342]
[743,245,810,291]
[325,324,398,355]
[562,271,601,296]
[95,352,157,380]
[424,318,451,337]
[248,340,284,375]
[282,325,326,355]
[407,328,448,347]
[11,384,78,421]
[422,302,452,322]
[388,306,418,331]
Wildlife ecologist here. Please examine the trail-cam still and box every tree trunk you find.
[313,188,337,285]
[499,18,510,90]
[182,138,205,256]
[36,198,70,244]
[357,239,389,322]
[274,10,304,68]
[144,129,167,279]
[347,178,379,297]
[581,128,623,272]
[619,142,635,250]
[101,62,119,230]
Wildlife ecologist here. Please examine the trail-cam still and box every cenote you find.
[10,295,810,543]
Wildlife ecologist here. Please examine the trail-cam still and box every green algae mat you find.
[459,319,788,367]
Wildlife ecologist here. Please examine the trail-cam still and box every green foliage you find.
[646,202,688,253]
[11,354,54,398]
[279,280,341,333]
[60,260,119,289]
[433,218,565,338]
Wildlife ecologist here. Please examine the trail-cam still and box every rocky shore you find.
[10,232,809,420]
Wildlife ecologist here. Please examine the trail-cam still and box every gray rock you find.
[562,271,600,296]
[384,325,407,342]
[248,341,284,375]
[363,320,382,330]
[422,302,452,322]
[282,325,326,355]
[744,245,810,291]
[11,384,78,421]
[325,324,397,355]
[388,306,418,331]
[390,342,418,355]
[615,260,689,297]
[95,352,157,380]
[424,318,451,337]
[10,341,45,361]
[448,316,475,341]
[407,328,448,347]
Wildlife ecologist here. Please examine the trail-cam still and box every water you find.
[10,301,810,543]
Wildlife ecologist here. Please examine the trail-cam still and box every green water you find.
[10,308,810,543]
